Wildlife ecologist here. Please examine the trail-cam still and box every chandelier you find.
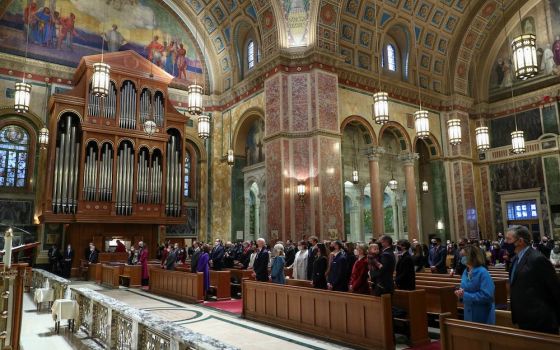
[198,114,211,140]
[447,119,462,146]
[511,130,525,154]
[91,62,111,97]
[38,127,49,149]
[415,110,430,139]
[14,82,32,113]
[372,2,389,125]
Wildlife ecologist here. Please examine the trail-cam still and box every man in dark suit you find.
[252,238,270,282]
[327,241,348,291]
[210,239,225,271]
[375,235,396,295]
[190,242,201,273]
[507,225,560,334]
[306,236,319,280]
[62,244,74,278]
[48,244,61,274]
[88,243,99,264]
[165,244,177,271]
[429,237,447,274]
[395,239,415,290]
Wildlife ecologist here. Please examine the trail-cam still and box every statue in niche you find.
[542,47,555,75]
[553,35,560,65]
[245,119,265,166]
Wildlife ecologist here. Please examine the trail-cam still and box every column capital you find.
[398,152,419,165]
[366,146,386,161]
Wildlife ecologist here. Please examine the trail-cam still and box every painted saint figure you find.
[103,24,127,52]
[553,36,560,65]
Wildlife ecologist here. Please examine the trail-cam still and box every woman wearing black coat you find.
[312,243,328,289]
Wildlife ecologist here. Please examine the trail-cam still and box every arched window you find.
[184,152,191,197]
[0,125,30,188]
[247,40,255,70]
[386,44,397,72]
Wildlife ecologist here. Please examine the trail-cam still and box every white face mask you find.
[354,249,359,256]
[298,246,303,251]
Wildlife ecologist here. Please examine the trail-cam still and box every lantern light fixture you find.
[91,62,111,97]
[388,176,398,191]
[187,84,204,115]
[475,125,490,152]
[38,127,49,149]
[14,82,32,113]
[511,130,526,154]
[198,114,211,140]
[511,34,537,79]
[422,181,429,193]
[227,149,234,166]
[373,92,389,125]
[447,119,462,146]
[415,110,430,139]
[352,170,359,184]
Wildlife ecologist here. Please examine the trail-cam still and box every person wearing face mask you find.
[507,225,560,334]
[538,236,553,259]
[428,237,447,274]
[87,243,99,264]
[327,241,348,291]
[62,244,74,278]
[288,240,308,280]
[349,243,369,294]
[454,245,495,325]
[306,236,319,280]
[550,242,560,267]
[395,239,415,290]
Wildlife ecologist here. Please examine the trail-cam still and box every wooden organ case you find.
[41,51,188,233]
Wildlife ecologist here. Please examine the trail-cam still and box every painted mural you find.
[490,2,560,93]
[0,0,203,84]
[282,0,310,47]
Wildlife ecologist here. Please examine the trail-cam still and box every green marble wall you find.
[431,160,450,240]
[230,158,247,239]
[544,156,560,206]
[543,105,559,134]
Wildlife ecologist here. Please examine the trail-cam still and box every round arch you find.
[413,132,442,159]
[379,121,412,151]
[232,107,265,158]
[340,115,378,146]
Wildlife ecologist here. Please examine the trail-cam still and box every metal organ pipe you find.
[52,115,80,214]
[165,135,181,217]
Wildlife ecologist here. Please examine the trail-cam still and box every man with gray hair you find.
[252,238,269,282]
[506,225,560,334]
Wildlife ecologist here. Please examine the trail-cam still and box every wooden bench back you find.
[210,270,231,300]
[149,266,204,303]
[243,279,394,350]
[440,313,560,350]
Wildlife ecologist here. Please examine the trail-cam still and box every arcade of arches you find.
[1,0,560,349]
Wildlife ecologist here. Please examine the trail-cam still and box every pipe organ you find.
[41,51,189,225]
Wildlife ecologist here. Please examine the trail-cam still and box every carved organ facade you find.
[40,51,188,225]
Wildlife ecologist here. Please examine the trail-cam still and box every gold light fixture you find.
[187,84,203,115]
[475,125,490,152]
[227,149,234,166]
[38,127,49,149]
[297,182,306,201]
[14,20,32,113]
[197,114,211,140]
[372,1,389,125]
[413,15,429,139]
[511,7,537,80]
[388,176,398,191]
[447,119,462,146]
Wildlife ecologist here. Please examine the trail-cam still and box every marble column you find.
[264,68,343,241]
[399,153,420,241]
[368,147,385,237]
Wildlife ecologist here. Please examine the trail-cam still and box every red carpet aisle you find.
[405,341,440,350]
[203,299,243,315]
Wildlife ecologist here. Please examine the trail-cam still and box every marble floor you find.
[21,281,429,349]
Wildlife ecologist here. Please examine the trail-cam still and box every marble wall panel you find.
[313,138,320,236]
[283,139,291,239]
[282,74,290,132]
[452,162,465,236]
[266,140,283,234]
[265,75,281,136]
[291,74,310,132]
[480,166,494,237]
[317,72,339,132]
[461,162,478,238]
[310,72,317,129]
[293,138,310,240]
[319,137,343,237]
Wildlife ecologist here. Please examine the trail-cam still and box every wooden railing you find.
[242,279,394,350]
[440,313,560,350]
[149,266,204,303]
[71,288,237,349]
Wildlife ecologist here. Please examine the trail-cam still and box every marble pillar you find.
[399,153,420,241]
[368,147,385,237]
[264,68,343,241]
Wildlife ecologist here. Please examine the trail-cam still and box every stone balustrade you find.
[31,268,70,300]
[71,288,238,350]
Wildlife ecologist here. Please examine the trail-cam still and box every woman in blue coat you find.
[455,245,495,324]
[270,243,286,284]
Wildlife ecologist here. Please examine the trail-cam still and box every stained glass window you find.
[184,153,191,197]
[507,200,538,220]
[248,40,255,69]
[0,125,29,188]
[386,44,396,71]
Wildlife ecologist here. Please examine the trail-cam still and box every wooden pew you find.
[416,277,508,307]
[98,252,129,263]
[122,265,142,287]
[101,264,124,288]
[227,268,254,297]
[242,279,394,350]
[149,266,204,303]
[392,290,430,347]
[284,279,429,347]
[209,270,231,300]
[495,310,516,328]
[88,263,103,283]
[439,313,560,350]
[415,284,458,319]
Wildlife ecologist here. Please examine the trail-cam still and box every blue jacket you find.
[328,251,348,291]
[460,266,495,325]
[271,256,286,284]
